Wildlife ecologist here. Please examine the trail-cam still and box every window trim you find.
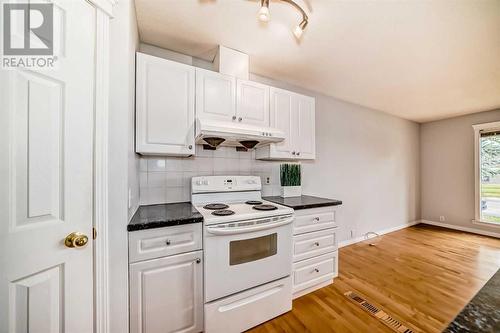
[473,121,500,227]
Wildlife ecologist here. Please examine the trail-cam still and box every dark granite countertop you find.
[444,268,500,332]
[128,202,203,232]
[263,195,342,210]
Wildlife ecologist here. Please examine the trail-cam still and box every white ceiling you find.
[134,0,500,123]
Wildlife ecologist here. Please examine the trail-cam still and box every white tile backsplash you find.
[147,159,166,172]
[147,172,166,188]
[138,145,282,205]
[166,172,184,187]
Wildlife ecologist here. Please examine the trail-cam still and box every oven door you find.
[204,214,294,302]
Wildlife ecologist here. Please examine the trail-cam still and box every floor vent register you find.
[344,291,415,333]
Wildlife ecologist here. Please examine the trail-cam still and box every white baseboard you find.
[420,219,500,238]
[338,220,420,248]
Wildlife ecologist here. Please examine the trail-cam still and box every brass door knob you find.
[65,232,89,248]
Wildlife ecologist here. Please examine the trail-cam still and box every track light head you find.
[293,19,308,39]
[258,0,270,22]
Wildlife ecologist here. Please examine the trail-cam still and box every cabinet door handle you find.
[297,152,301,156]
[238,117,242,122]
[232,115,237,120]
[188,145,193,150]
[314,268,320,273]
[314,217,320,221]
[195,258,201,264]
[314,242,320,247]
[165,239,171,246]
[292,151,296,155]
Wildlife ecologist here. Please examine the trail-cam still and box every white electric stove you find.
[191,175,294,333]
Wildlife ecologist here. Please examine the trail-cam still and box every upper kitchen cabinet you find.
[256,88,316,160]
[136,52,195,156]
[195,68,236,122]
[196,69,271,127]
[236,79,270,127]
[296,94,316,159]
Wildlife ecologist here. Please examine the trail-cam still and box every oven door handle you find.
[206,216,294,235]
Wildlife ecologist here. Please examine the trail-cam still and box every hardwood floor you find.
[248,224,500,333]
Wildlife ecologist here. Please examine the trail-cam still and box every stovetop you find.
[194,200,293,225]
[191,175,294,225]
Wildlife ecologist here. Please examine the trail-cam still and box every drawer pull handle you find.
[314,268,320,273]
[314,217,320,221]
[195,258,201,264]
[314,242,320,247]
[165,239,171,246]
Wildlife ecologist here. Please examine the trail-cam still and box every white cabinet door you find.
[136,53,195,156]
[130,251,203,333]
[296,95,316,159]
[256,88,316,160]
[269,87,294,158]
[196,68,236,122]
[236,79,270,127]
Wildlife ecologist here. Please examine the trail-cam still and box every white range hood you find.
[196,118,285,149]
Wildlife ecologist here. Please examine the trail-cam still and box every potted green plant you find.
[280,163,301,198]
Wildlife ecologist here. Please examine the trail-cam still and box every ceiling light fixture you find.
[256,0,309,39]
[293,18,308,39]
[258,0,270,22]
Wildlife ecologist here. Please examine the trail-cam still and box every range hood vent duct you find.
[239,140,259,149]
[203,137,225,148]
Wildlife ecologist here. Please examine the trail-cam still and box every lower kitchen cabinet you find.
[129,250,204,333]
[291,206,339,299]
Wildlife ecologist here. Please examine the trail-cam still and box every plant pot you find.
[280,186,302,198]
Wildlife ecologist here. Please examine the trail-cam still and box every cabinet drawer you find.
[205,277,291,333]
[292,251,338,295]
[293,228,337,262]
[293,207,336,235]
[129,223,202,263]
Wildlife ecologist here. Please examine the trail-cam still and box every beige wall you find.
[421,109,500,236]
[305,94,421,242]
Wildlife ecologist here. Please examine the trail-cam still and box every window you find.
[229,233,277,265]
[474,122,500,226]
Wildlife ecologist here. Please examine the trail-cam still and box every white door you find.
[129,251,204,333]
[296,94,316,159]
[0,1,96,332]
[136,53,195,156]
[269,88,295,159]
[195,68,236,122]
[236,79,270,127]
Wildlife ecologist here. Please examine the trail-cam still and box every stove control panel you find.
[191,175,261,193]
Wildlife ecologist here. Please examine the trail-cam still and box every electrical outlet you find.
[439,216,446,222]
[350,229,356,239]
[265,176,271,185]
[128,188,132,209]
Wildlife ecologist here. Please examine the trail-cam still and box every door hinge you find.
[93,227,97,240]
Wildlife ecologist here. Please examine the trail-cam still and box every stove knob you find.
[196,180,203,185]
[203,180,209,185]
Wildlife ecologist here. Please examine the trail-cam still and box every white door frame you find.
[87,0,116,332]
